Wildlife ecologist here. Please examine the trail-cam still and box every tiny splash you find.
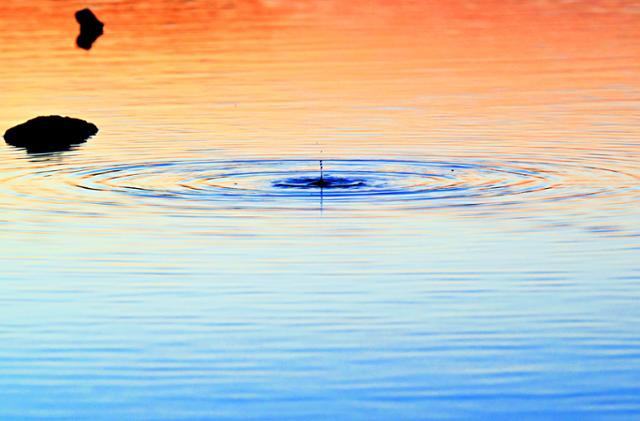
[273,159,367,189]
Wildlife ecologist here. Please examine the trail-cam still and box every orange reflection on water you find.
[0,0,638,160]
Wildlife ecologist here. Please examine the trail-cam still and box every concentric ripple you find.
[1,158,638,212]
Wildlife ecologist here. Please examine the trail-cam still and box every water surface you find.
[1,0,639,419]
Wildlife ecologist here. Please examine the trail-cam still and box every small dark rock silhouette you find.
[4,116,98,153]
[75,8,104,50]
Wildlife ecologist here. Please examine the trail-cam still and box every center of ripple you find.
[273,175,367,189]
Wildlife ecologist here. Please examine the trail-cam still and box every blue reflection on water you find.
[1,0,640,419]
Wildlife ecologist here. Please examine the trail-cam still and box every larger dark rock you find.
[4,116,98,153]
[75,8,104,50]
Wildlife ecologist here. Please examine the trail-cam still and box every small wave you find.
[0,159,637,213]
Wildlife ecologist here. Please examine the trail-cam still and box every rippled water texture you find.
[1,0,639,419]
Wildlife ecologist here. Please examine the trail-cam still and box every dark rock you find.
[75,8,104,50]
[4,116,98,153]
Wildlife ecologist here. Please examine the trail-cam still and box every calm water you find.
[1,1,639,419]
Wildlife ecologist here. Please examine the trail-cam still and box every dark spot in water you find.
[273,175,367,189]
[75,8,104,50]
[4,115,98,153]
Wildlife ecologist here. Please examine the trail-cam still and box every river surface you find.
[1,1,639,419]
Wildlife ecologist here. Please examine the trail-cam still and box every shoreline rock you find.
[76,8,104,50]
[4,115,98,153]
